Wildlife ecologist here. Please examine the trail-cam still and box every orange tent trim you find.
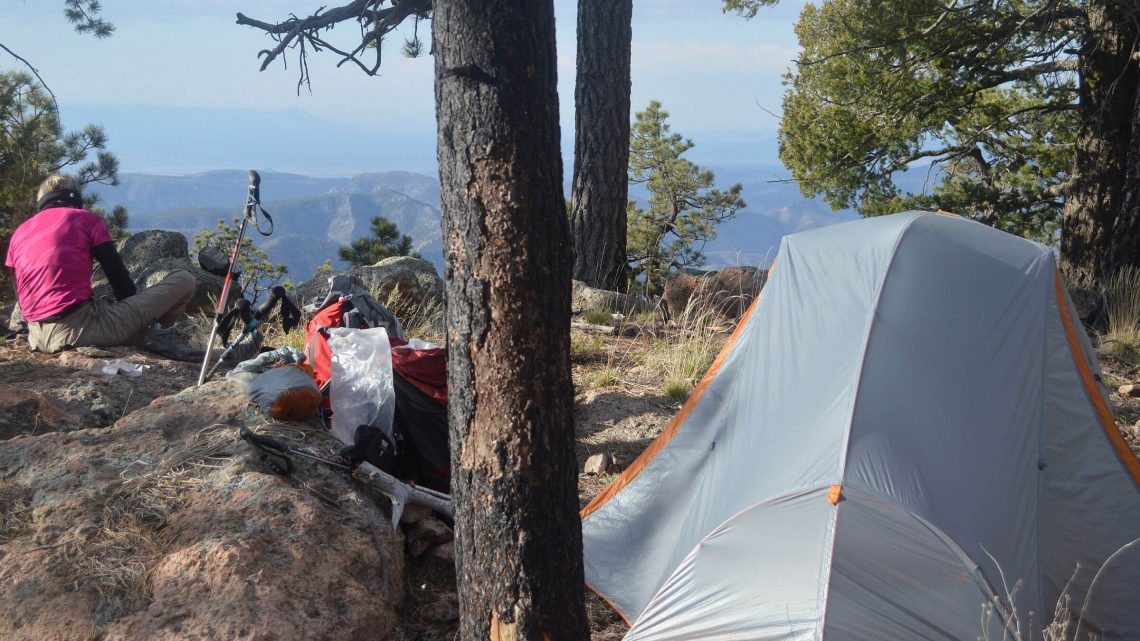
[580,261,776,519]
[1054,270,1140,486]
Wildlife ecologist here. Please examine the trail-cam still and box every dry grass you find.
[644,297,725,400]
[571,332,605,361]
[586,590,629,641]
[0,480,35,544]
[1100,267,1140,367]
[379,285,445,344]
[979,537,1139,641]
[582,307,616,326]
[584,368,620,389]
[66,424,235,623]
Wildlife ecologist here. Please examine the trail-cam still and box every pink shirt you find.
[5,207,113,322]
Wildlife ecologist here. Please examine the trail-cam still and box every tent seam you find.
[627,486,829,637]
[817,210,923,640]
[843,486,1009,623]
[1035,252,1052,624]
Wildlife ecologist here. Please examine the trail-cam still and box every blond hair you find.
[36,174,83,203]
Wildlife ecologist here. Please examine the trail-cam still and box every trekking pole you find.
[204,286,301,380]
[197,170,273,385]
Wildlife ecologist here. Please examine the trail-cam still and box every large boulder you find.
[662,266,768,320]
[0,344,404,641]
[571,280,651,315]
[119,230,190,270]
[296,257,445,314]
[111,230,224,315]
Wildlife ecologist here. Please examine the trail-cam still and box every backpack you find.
[304,274,451,490]
[304,274,404,391]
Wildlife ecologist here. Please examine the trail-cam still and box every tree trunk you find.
[570,0,633,292]
[1112,70,1140,274]
[432,2,589,640]
[1060,1,1138,288]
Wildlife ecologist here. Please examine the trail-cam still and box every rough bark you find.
[1112,75,1140,274]
[432,2,589,640]
[1060,1,1138,288]
[569,0,633,293]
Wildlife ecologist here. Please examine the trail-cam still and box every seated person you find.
[5,174,198,354]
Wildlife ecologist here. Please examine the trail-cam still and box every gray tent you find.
[582,211,1140,640]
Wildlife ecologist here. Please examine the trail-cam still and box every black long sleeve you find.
[92,242,137,300]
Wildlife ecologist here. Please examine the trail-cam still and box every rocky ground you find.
[0,324,680,641]
[2,311,1137,640]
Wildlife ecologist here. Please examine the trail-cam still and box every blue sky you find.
[1,0,807,175]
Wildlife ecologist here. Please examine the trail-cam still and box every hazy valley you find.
[88,167,854,284]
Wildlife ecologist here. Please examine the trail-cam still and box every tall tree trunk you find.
[570,0,633,292]
[432,2,589,640]
[1112,70,1140,273]
[1060,1,1138,288]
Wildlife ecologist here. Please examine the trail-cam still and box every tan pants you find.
[28,270,197,353]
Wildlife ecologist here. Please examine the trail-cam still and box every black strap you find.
[240,427,291,474]
[36,188,84,211]
[239,427,353,473]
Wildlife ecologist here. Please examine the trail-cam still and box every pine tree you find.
[626,101,745,296]
[769,0,1139,287]
[434,0,588,637]
[569,0,633,293]
[337,215,420,266]
[193,217,287,299]
[0,71,119,299]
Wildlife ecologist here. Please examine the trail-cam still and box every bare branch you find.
[236,0,431,89]
[0,43,59,114]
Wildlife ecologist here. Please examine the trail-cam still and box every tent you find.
[581,211,1140,640]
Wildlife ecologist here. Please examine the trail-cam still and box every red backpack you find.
[302,277,451,489]
[304,298,352,392]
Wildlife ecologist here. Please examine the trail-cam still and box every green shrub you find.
[571,333,605,360]
[661,378,691,402]
[584,368,620,389]
[581,307,615,326]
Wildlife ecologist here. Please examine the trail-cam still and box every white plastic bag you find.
[328,326,395,446]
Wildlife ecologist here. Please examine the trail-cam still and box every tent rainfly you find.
[581,211,1140,641]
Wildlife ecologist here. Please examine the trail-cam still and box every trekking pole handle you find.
[248,170,261,204]
[255,286,287,321]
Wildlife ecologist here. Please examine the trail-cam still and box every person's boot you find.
[141,324,209,362]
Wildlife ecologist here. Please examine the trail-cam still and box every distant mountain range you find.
[86,168,856,284]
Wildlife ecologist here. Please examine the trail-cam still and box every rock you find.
[419,592,459,623]
[98,230,226,316]
[400,503,433,525]
[1119,384,1140,398]
[119,230,190,270]
[0,344,201,439]
[584,453,612,476]
[428,541,455,563]
[663,266,768,321]
[0,379,404,641]
[295,258,445,335]
[406,516,453,558]
[572,280,650,315]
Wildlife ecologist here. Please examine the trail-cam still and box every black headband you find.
[37,188,84,212]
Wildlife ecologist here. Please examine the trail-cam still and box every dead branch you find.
[235,0,431,92]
